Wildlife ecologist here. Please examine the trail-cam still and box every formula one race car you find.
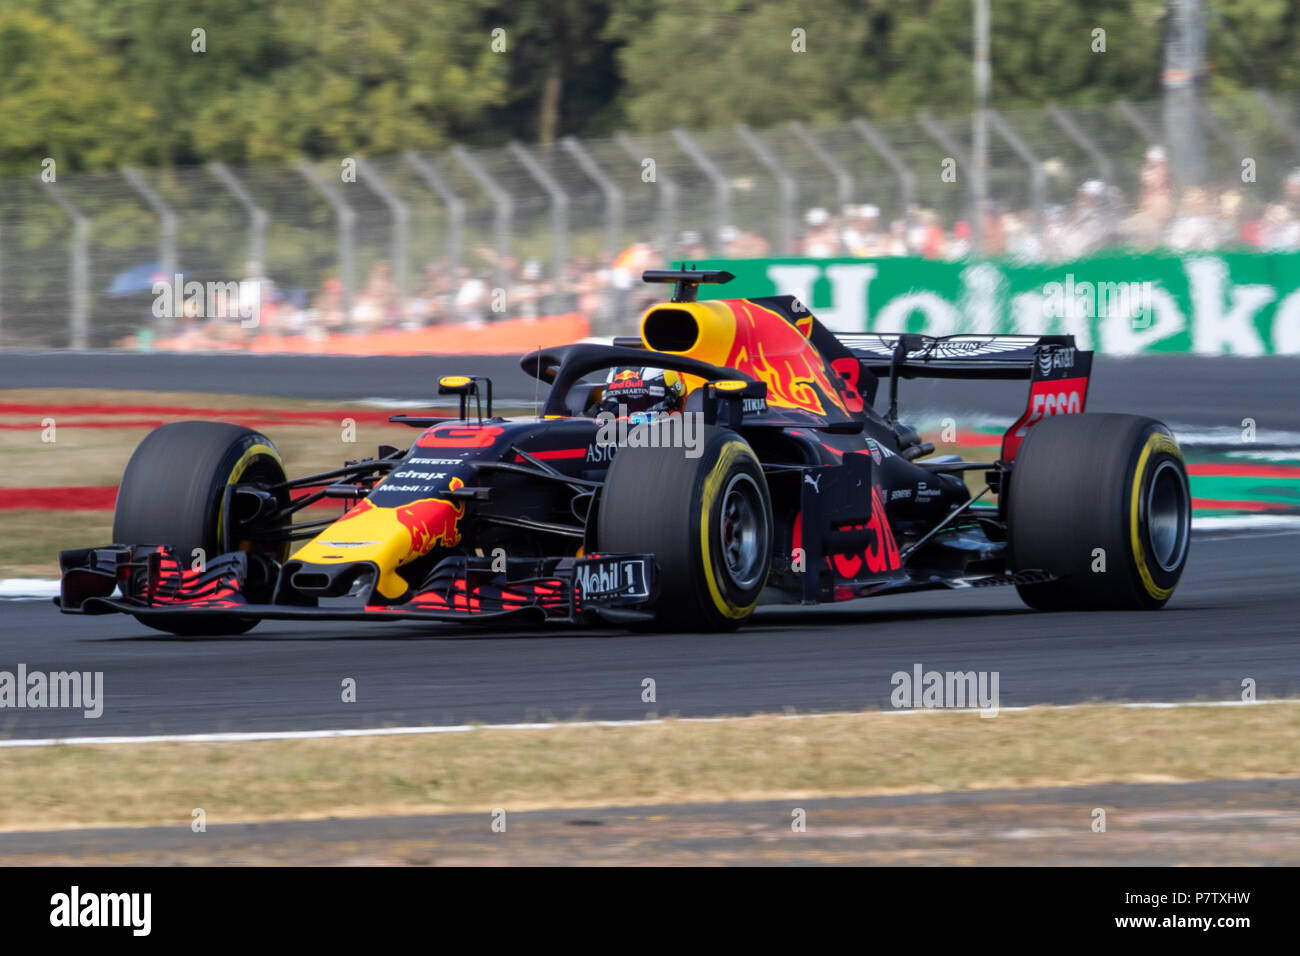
[57,269,1192,635]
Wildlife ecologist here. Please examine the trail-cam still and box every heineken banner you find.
[685,253,1300,355]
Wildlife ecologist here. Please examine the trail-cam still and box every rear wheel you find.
[1008,413,1190,610]
[113,421,288,635]
[598,424,772,631]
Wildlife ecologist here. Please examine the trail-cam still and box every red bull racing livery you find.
[56,269,1191,635]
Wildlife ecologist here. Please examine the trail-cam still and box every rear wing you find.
[836,333,1081,380]
[836,332,1093,461]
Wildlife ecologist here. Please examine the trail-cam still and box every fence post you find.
[851,118,916,218]
[561,136,623,266]
[41,180,91,349]
[790,121,853,214]
[562,136,623,324]
[736,124,797,255]
[295,158,356,327]
[122,168,178,336]
[987,109,1046,239]
[208,162,268,277]
[917,111,973,225]
[973,0,991,254]
[1115,99,1160,146]
[404,150,464,283]
[1045,104,1116,186]
[672,128,731,254]
[452,145,513,294]
[616,131,676,260]
[356,158,410,322]
[508,141,568,297]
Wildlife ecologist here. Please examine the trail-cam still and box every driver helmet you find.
[598,366,684,419]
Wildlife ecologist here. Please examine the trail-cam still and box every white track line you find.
[1191,515,1300,532]
[2,699,1297,749]
[0,580,60,600]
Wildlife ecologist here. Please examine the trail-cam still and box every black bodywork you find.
[57,271,1090,627]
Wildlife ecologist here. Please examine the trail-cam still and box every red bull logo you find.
[722,300,847,416]
[607,368,645,391]
[791,485,900,580]
[395,477,465,557]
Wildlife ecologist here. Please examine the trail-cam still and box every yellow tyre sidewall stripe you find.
[698,441,767,620]
[218,441,284,557]
[1129,431,1182,601]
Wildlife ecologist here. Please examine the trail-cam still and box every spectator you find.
[800,207,839,256]
[1168,187,1217,251]
[512,259,543,320]
[1056,180,1116,259]
[842,204,883,256]
[1128,145,1174,249]
[453,267,489,326]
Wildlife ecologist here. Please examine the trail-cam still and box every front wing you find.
[56,545,658,626]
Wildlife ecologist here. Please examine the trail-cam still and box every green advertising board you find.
[681,253,1300,355]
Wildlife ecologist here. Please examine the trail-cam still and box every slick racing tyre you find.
[1008,413,1191,610]
[113,421,289,635]
[598,424,772,631]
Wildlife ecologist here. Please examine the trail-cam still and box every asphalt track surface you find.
[1,352,1296,741]
[0,529,1295,739]
[3,350,1300,431]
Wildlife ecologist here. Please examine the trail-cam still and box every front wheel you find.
[597,424,773,631]
[1008,413,1191,610]
[113,421,289,635]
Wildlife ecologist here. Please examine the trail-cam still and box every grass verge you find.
[0,388,448,576]
[0,510,114,578]
[0,389,427,491]
[2,703,1298,832]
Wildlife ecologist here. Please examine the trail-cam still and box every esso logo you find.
[1029,389,1082,423]
[1003,375,1089,461]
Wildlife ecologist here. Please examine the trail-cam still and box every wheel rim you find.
[718,473,767,590]
[1146,459,1189,572]
[225,456,290,562]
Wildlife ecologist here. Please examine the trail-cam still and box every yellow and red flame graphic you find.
[721,300,847,416]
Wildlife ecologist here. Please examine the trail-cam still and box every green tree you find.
[4,0,1300,176]
[475,0,626,144]
[0,9,156,175]
[1207,0,1300,95]
[609,0,1167,130]
[42,0,511,165]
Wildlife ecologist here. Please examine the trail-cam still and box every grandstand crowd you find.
[161,146,1300,348]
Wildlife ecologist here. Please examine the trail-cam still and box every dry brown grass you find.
[0,388,427,489]
[0,389,441,575]
[1,703,1296,832]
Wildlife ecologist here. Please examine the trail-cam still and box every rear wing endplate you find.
[836,332,1093,461]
